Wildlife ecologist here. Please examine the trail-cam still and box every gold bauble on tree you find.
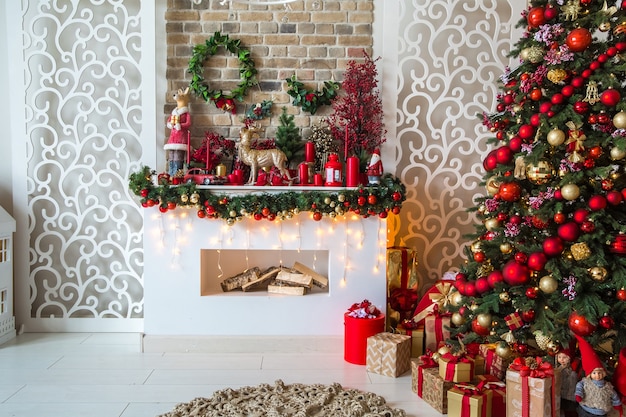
[614,111,626,129]
[561,183,580,200]
[476,313,492,328]
[450,291,464,307]
[451,312,466,326]
[499,291,511,303]
[500,242,513,254]
[539,274,558,293]
[486,176,500,196]
[546,340,561,356]
[588,266,608,282]
[484,217,500,231]
[611,146,626,161]
[495,342,512,358]
[547,128,566,146]
[526,159,555,185]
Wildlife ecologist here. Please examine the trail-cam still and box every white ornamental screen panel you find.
[23,0,144,319]
[394,1,519,287]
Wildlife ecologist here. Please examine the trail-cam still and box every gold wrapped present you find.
[439,354,475,383]
[448,384,493,417]
[386,246,419,332]
[396,322,424,357]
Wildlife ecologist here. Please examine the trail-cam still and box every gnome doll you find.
[613,347,626,409]
[366,149,383,185]
[557,347,581,417]
[574,335,623,417]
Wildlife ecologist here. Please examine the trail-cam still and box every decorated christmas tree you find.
[445,1,626,377]
[275,106,303,168]
[328,51,386,168]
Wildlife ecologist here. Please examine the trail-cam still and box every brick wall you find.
[165,0,374,153]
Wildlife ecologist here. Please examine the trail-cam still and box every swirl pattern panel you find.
[395,1,519,289]
[23,0,144,319]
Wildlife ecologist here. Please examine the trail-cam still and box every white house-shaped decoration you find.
[0,206,16,345]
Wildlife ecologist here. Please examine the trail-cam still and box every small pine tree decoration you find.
[275,107,304,168]
[328,51,386,167]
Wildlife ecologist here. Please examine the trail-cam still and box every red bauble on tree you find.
[566,28,592,52]
[498,182,522,202]
[471,318,491,336]
[502,260,530,285]
[568,311,596,336]
[543,236,564,257]
[527,7,545,28]
[600,88,621,107]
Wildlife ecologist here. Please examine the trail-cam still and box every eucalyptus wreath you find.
[188,32,258,112]
[285,75,340,115]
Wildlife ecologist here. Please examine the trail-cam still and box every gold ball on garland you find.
[190,193,200,204]
[539,275,558,293]
[613,111,626,129]
[500,242,513,254]
[229,210,237,218]
[450,291,464,307]
[588,266,608,282]
[451,312,466,326]
[476,313,492,328]
[227,218,235,226]
[324,197,331,205]
[499,291,511,303]
[495,342,512,359]
[293,208,300,215]
[611,146,626,161]
[526,159,555,185]
[561,184,580,200]
[547,128,566,146]
[181,194,189,203]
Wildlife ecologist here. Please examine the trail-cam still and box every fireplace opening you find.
[200,249,330,296]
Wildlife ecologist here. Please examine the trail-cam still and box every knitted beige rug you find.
[158,379,406,417]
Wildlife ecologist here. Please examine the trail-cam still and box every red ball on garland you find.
[499,182,522,202]
[527,6,545,28]
[566,28,592,52]
[502,260,530,285]
[471,318,491,336]
[600,88,621,107]
[568,311,596,336]
[543,236,564,257]
[312,212,322,221]
[197,209,206,218]
[475,276,491,294]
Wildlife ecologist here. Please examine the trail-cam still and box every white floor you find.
[0,333,444,417]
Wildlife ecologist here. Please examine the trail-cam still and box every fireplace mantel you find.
[143,210,387,337]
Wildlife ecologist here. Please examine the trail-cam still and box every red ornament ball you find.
[617,288,626,301]
[589,195,608,211]
[475,277,491,294]
[566,28,592,52]
[483,150,498,172]
[502,260,530,286]
[600,89,621,107]
[518,124,535,140]
[463,281,477,297]
[573,208,589,224]
[496,146,514,164]
[521,309,536,323]
[543,236,564,257]
[581,221,595,233]
[527,6,546,28]
[558,222,580,242]
[487,270,504,288]
[607,190,623,206]
[573,101,590,114]
[498,182,522,202]
[568,311,596,336]
[554,212,566,224]
[544,5,558,20]
[527,252,547,271]
[525,287,539,299]
[509,136,523,152]
[471,318,491,336]
[599,315,615,330]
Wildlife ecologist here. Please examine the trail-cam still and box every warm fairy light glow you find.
[340,277,347,287]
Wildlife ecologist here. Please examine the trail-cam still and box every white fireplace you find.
[143,207,387,337]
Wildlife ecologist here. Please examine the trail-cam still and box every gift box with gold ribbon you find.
[385,246,419,332]
[447,383,493,417]
[479,343,513,380]
[506,357,559,417]
[439,353,475,383]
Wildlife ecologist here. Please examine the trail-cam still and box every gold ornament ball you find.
[451,312,466,326]
[539,275,558,294]
[546,340,560,355]
[486,177,500,196]
[438,345,451,356]
[560,184,580,201]
[611,146,626,161]
[484,217,500,231]
[499,291,511,303]
[500,242,513,254]
[526,159,555,185]
[476,313,492,329]
[547,128,566,146]
[432,352,441,363]
[495,342,512,359]
[450,291,464,307]
[614,111,626,129]
[471,240,482,253]
[190,193,200,204]
[588,266,608,282]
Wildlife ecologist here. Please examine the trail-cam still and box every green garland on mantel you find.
[129,166,406,225]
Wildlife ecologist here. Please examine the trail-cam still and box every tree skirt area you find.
[158,379,406,417]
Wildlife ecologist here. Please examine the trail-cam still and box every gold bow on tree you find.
[566,121,586,163]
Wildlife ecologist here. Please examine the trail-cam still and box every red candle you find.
[346,156,359,187]
[314,174,323,186]
[305,141,315,163]
[344,127,349,160]
[299,163,309,186]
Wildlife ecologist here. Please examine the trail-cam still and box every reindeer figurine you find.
[237,126,292,185]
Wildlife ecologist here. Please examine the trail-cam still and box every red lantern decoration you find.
[568,311,596,336]
[566,28,592,52]
[502,260,530,286]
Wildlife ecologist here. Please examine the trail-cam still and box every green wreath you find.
[188,32,258,113]
[285,75,340,115]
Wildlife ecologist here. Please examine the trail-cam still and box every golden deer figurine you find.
[237,126,292,185]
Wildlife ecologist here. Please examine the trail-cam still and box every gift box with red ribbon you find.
[439,353,475,383]
[421,364,455,413]
[386,246,419,332]
[366,332,411,377]
[447,382,493,417]
[474,374,506,416]
[424,313,451,352]
[396,321,424,357]
[506,357,560,417]
[413,352,439,396]
[479,343,513,380]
